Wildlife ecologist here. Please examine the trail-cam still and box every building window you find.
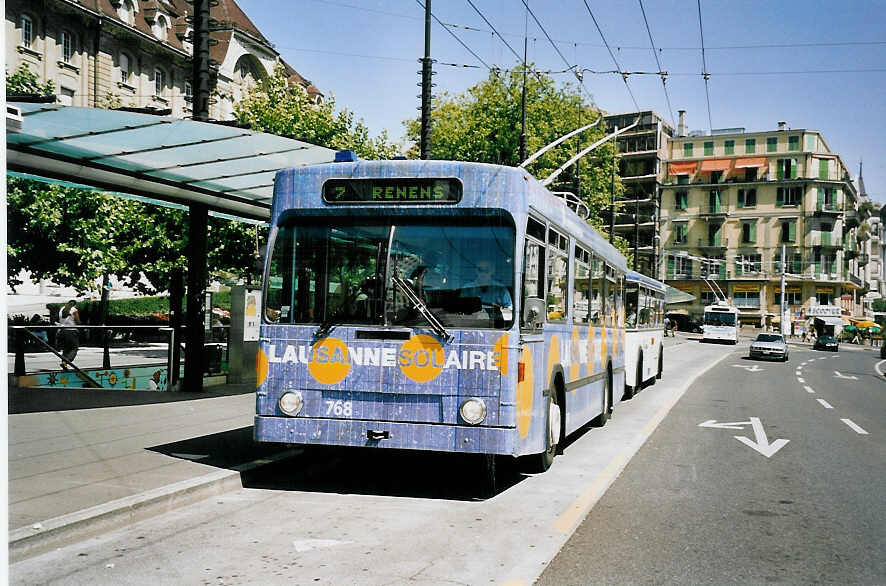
[673,223,688,244]
[806,135,816,151]
[776,158,797,180]
[818,158,829,179]
[20,15,34,48]
[670,255,691,276]
[704,141,713,156]
[745,138,756,154]
[675,191,688,210]
[724,140,735,155]
[118,0,135,25]
[185,81,193,101]
[780,220,796,243]
[155,15,169,41]
[788,135,800,151]
[776,186,802,207]
[701,291,717,305]
[744,167,758,182]
[119,53,131,84]
[683,143,693,157]
[58,86,75,106]
[677,174,689,185]
[737,254,762,275]
[774,291,802,306]
[737,188,757,208]
[767,136,777,152]
[61,31,73,63]
[155,68,165,95]
[733,290,760,308]
[816,291,833,305]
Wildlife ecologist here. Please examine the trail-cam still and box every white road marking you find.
[797,377,805,383]
[841,419,869,435]
[819,357,828,360]
[699,419,753,430]
[834,370,858,380]
[816,398,833,409]
[804,385,815,393]
[733,417,789,458]
[875,359,886,378]
[732,364,763,372]
[794,370,802,376]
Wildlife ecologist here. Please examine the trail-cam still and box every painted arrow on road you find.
[734,417,789,458]
[731,364,764,372]
[698,419,753,430]
[834,370,858,380]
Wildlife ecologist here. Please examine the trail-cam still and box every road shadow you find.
[149,427,528,501]
[8,383,255,414]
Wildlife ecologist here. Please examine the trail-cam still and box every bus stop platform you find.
[7,381,302,562]
[8,334,692,563]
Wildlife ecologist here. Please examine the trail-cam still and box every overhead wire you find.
[581,0,640,111]
[414,0,491,70]
[697,0,713,133]
[638,0,675,129]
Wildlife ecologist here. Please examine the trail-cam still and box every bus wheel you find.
[592,367,611,427]
[523,384,562,473]
[624,355,640,400]
[656,349,663,380]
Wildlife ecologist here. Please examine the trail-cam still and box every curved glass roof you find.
[7,102,336,220]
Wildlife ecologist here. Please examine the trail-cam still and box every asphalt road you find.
[537,342,886,585]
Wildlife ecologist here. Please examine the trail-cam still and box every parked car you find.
[749,333,789,361]
[813,335,840,352]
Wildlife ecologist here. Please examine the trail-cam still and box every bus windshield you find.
[266,217,515,330]
[704,311,736,326]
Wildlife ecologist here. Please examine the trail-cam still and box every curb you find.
[9,448,301,563]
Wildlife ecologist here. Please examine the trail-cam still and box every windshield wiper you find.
[391,276,452,342]
[314,312,341,339]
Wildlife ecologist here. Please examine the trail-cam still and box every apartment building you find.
[660,113,865,331]
[6,0,320,120]
[605,110,674,279]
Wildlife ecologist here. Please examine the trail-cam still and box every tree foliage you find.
[234,65,401,159]
[404,65,628,252]
[7,63,55,96]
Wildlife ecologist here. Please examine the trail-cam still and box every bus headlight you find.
[460,398,487,425]
[279,391,304,416]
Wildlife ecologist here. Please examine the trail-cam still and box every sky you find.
[241,0,886,204]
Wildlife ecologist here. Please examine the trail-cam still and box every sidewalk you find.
[8,331,695,563]
[7,381,300,562]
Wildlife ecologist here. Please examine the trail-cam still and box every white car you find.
[749,333,789,362]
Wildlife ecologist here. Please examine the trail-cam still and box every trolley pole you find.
[781,243,787,335]
[634,196,639,270]
[419,0,432,160]
[609,127,617,243]
[519,26,528,163]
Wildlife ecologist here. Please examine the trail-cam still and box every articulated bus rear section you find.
[254,159,627,472]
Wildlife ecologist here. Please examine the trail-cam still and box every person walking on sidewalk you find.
[57,299,81,370]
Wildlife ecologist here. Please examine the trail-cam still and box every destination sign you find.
[322,178,462,204]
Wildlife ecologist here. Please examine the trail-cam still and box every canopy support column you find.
[184,204,208,391]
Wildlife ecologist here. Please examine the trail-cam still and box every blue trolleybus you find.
[623,270,666,399]
[255,156,626,472]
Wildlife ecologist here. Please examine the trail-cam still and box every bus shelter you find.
[7,102,336,390]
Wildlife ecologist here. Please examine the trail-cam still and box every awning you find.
[700,159,732,172]
[665,284,696,304]
[668,161,698,175]
[7,103,337,220]
[734,157,767,168]
[814,316,845,327]
[850,319,878,328]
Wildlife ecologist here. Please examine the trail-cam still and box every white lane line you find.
[797,377,805,383]
[841,419,869,435]
[804,385,815,393]
[795,370,802,376]
[875,359,886,378]
[819,357,828,360]
[816,398,833,409]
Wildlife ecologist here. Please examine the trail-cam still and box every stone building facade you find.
[6,0,320,119]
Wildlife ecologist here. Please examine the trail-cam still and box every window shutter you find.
[667,256,674,277]
[789,221,796,242]
[776,188,784,206]
[817,187,824,209]
[749,222,756,243]
[819,158,828,179]
[776,162,784,180]
[790,159,797,179]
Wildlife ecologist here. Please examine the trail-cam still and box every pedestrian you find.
[57,299,81,369]
[29,314,49,345]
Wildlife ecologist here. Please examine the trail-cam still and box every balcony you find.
[844,209,860,229]
[815,201,841,216]
[698,236,728,251]
[858,253,870,266]
[807,234,842,249]
[699,192,729,218]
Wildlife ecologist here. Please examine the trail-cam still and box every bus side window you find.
[572,245,590,324]
[546,228,568,322]
[590,254,604,326]
[521,238,545,329]
[604,264,617,327]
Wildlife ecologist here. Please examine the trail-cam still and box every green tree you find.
[234,64,401,159]
[6,63,54,96]
[404,65,628,252]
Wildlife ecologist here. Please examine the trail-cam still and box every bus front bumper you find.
[254,415,517,455]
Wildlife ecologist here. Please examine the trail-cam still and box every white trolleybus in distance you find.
[623,270,665,399]
[702,302,740,344]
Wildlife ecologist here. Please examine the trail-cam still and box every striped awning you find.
[700,159,732,172]
[668,161,698,175]
[734,157,767,168]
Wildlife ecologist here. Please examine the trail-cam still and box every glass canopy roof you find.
[6,102,336,220]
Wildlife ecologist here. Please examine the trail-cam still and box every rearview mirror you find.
[522,298,546,329]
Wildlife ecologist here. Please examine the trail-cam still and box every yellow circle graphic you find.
[399,334,444,383]
[309,337,351,385]
[516,346,534,438]
[570,328,581,383]
[256,347,269,387]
